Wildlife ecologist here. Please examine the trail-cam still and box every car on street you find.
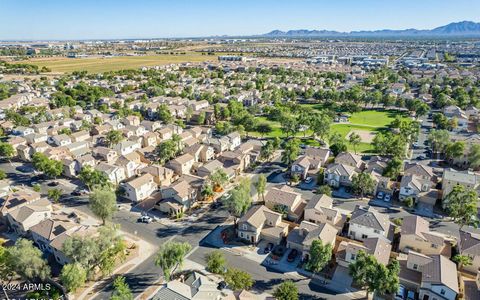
[48,181,60,187]
[71,188,88,196]
[304,177,313,184]
[287,249,298,262]
[264,242,274,254]
[416,155,425,160]
[376,191,384,200]
[210,201,222,209]
[384,194,391,202]
[138,216,153,223]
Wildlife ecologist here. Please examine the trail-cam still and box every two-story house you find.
[122,173,157,202]
[237,205,288,245]
[348,205,392,242]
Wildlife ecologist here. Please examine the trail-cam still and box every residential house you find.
[113,140,141,156]
[304,194,344,228]
[237,205,288,245]
[140,165,175,186]
[122,173,157,202]
[458,229,480,274]
[323,163,359,188]
[348,205,392,242]
[287,220,338,260]
[399,174,432,201]
[226,132,241,150]
[399,216,451,256]
[151,271,221,300]
[95,162,126,185]
[264,185,305,222]
[184,144,215,163]
[442,169,479,200]
[93,147,118,163]
[159,179,197,211]
[167,153,195,176]
[6,198,52,235]
[0,188,42,224]
[336,237,392,267]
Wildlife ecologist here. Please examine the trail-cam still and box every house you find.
[113,140,141,156]
[6,198,52,235]
[95,162,126,185]
[304,147,331,168]
[93,147,118,163]
[218,151,250,174]
[151,271,221,300]
[115,152,142,179]
[348,205,392,242]
[226,132,241,150]
[323,163,359,188]
[30,214,77,257]
[442,169,479,200]
[0,188,42,224]
[399,216,451,256]
[399,174,432,201]
[237,205,288,245]
[12,126,34,137]
[335,152,364,169]
[142,132,158,148]
[184,144,215,163]
[336,237,392,267]
[167,153,195,176]
[264,185,305,222]
[290,156,311,180]
[399,252,458,300]
[50,134,72,147]
[140,165,175,186]
[443,105,468,132]
[196,160,225,178]
[287,220,338,260]
[122,173,157,202]
[304,194,344,228]
[160,179,197,211]
[70,130,91,143]
[458,229,480,274]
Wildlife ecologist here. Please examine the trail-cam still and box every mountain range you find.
[262,21,480,38]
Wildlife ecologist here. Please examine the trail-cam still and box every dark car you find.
[217,281,227,290]
[48,181,60,187]
[287,249,298,262]
[210,201,222,209]
[264,242,274,254]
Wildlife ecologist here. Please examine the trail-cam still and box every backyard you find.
[252,109,409,153]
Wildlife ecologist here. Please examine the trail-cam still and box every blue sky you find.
[1,0,479,40]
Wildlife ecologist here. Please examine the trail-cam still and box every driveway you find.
[415,202,434,218]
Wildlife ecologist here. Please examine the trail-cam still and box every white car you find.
[384,194,391,202]
[377,192,384,200]
[138,216,153,223]
[304,177,313,184]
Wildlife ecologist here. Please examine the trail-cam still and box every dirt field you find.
[347,129,376,143]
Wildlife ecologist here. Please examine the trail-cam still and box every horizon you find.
[1,0,480,40]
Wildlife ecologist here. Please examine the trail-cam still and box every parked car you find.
[395,285,406,300]
[304,177,313,184]
[264,242,274,254]
[71,188,88,196]
[48,181,60,187]
[210,201,222,209]
[138,216,153,223]
[377,191,384,200]
[416,155,425,160]
[384,194,391,202]
[287,249,298,262]
[217,281,227,290]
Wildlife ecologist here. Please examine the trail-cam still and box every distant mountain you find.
[262,21,480,38]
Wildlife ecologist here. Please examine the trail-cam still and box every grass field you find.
[253,109,408,153]
[17,53,217,73]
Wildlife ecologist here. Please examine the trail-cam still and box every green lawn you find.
[252,109,409,153]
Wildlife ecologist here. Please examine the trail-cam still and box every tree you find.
[89,188,117,225]
[443,185,479,229]
[383,157,403,180]
[111,276,133,300]
[428,130,450,157]
[260,141,274,162]
[157,104,173,124]
[156,140,177,164]
[329,133,347,156]
[8,238,50,281]
[60,263,87,293]
[48,188,62,203]
[256,123,273,137]
[310,112,331,141]
[468,144,480,169]
[351,172,376,198]
[404,197,415,208]
[305,240,333,274]
[209,169,229,191]
[205,250,226,274]
[281,138,300,167]
[445,141,465,162]
[155,241,192,281]
[255,174,267,203]
[79,165,112,191]
[348,132,361,154]
[201,184,214,200]
[221,179,252,226]
[224,268,254,291]
[171,134,183,154]
[317,185,332,196]
[32,153,63,178]
[349,251,399,298]
[452,254,473,270]
[0,170,6,180]
[63,225,126,279]
[0,142,14,160]
[105,130,124,147]
[273,281,299,300]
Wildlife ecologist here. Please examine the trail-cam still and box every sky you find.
[1,0,480,40]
